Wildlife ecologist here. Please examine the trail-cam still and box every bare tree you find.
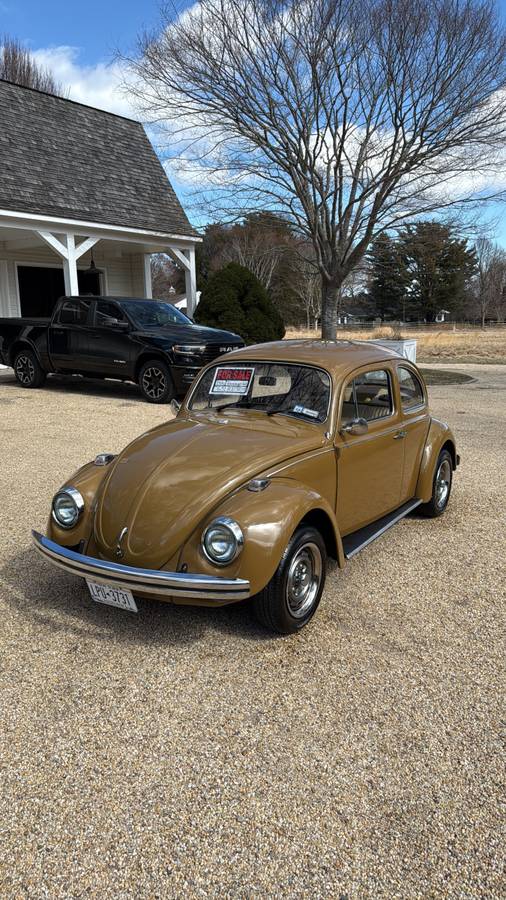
[126,0,506,338]
[291,249,322,330]
[473,238,506,325]
[0,36,65,95]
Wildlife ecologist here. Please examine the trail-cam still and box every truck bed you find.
[0,317,51,327]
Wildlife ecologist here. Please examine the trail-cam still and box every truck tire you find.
[253,525,327,634]
[138,359,175,404]
[13,349,47,389]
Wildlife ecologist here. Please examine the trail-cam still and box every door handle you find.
[394,430,407,440]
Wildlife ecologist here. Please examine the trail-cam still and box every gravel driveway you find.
[0,365,504,898]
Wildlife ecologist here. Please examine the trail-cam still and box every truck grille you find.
[201,343,243,364]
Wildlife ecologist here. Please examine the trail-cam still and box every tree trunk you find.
[321,280,340,340]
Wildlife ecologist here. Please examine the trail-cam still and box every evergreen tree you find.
[401,223,477,321]
[367,234,410,320]
[195,262,285,343]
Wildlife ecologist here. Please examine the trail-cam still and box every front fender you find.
[177,477,343,597]
[46,460,112,547]
[416,418,457,503]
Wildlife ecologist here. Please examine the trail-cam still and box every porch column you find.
[36,231,100,295]
[184,247,197,317]
[143,254,153,298]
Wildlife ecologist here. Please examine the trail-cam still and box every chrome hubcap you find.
[435,459,451,509]
[142,367,167,400]
[286,542,322,618]
[15,355,35,385]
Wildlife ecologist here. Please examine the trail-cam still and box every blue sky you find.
[2,0,506,244]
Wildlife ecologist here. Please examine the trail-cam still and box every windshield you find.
[189,362,331,423]
[122,300,192,328]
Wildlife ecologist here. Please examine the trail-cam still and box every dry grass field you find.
[286,325,506,364]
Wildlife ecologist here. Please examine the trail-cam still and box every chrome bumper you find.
[32,531,251,601]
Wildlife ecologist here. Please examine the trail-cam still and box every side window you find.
[341,369,393,424]
[398,367,425,410]
[95,300,127,326]
[58,299,91,325]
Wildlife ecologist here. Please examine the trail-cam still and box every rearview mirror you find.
[340,417,368,436]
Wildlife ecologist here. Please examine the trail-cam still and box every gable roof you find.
[0,79,196,237]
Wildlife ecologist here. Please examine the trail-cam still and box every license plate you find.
[86,580,138,613]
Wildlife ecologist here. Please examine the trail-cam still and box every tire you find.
[138,359,175,404]
[419,449,453,518]
[253,525,327,634]
[13,349,46,388]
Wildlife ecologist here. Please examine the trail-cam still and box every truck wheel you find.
[138,359,174,404]
[419,449,453,518]
[13,349,47,388]
[253,525,327,634]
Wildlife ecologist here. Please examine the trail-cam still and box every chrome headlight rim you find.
[51,486,85,530]
[201,516,244,567]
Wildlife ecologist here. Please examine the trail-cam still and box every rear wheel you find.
[138,359,174,404]
[253,525,327,634]
[419,449,453,518]
[13,349,46,388]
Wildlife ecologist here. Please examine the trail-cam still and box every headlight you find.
[51,487,84,529]
[202,516,244,566]
[173,344,206,355]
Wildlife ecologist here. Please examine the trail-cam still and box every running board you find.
[342,499,422,559]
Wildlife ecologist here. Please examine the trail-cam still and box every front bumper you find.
[32,531,251,601]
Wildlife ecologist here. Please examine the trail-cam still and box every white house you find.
[0,79,199,321]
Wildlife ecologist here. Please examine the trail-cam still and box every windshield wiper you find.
[215,400,267,412]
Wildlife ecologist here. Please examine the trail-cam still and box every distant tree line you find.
[0,35,64,96]
[153,213,506,330]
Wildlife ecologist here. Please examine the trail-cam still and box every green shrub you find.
[195,263,285,344]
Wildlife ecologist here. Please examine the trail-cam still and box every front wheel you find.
[253,526,327,634]
[138,359,175,404]
[419,449,453,518]
[13,349,46,388]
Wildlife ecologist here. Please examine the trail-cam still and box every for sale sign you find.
[210,366,255,395]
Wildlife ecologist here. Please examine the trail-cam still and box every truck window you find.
[58,299,91,325]
[95,300,128,326]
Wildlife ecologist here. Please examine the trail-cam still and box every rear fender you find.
[178,477,344,597]
[416,418,457,502]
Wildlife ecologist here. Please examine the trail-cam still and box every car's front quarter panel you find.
[416,417,458,502]
[46,461,112,548]
[176,447,341,599]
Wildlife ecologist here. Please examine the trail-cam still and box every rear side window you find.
[342,369,393,424]
[58,299,91,325]
[398,367,425,410]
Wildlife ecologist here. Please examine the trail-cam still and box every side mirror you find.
[170,398,181,416]
[340,417,368,436]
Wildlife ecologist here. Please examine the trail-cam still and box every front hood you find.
[94,414,324,569]
[132,324,242,343]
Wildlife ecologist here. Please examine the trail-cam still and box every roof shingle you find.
[0,79,196,237]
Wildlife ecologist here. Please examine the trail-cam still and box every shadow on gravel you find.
[0,547,270,646]
[0,370,146,405]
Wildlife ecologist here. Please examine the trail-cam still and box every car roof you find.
[220,339,403,380]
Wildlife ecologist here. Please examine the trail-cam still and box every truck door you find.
[85,299,134,377]
[48,298,92,371]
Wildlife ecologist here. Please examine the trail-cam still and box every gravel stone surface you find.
[0,366,504,898]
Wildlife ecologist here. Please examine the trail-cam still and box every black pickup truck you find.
[0,296,244,403]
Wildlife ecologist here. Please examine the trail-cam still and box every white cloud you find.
[32,45,137,119]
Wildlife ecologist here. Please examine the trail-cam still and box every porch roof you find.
[0,79,196,240]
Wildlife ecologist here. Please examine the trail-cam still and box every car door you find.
[48,298,92,371]
[335,365,405,535]
[85,300,134,377]
[395,364,431,502]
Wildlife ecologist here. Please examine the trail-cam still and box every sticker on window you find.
[293,405,319,418]
[210,366,255,395]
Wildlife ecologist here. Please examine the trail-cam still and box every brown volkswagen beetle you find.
[33,341,458,634]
